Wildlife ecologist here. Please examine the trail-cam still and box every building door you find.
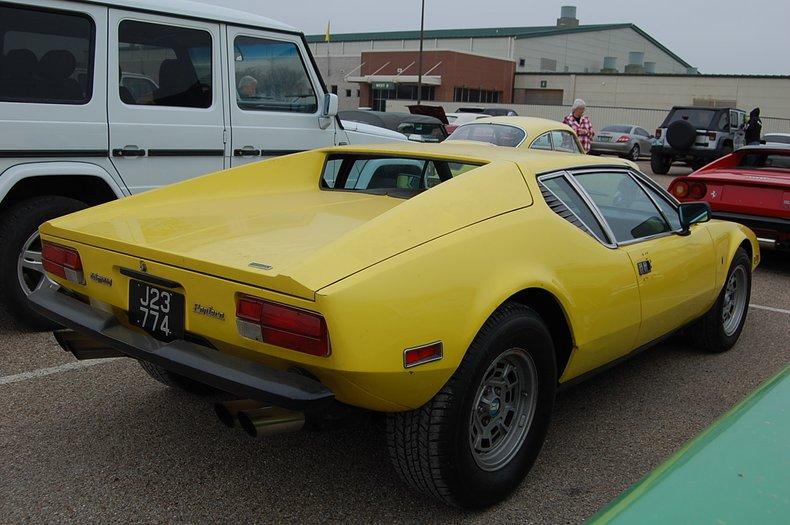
[226,26,335,167]
[108,10,226,193]
[522,88,564,105]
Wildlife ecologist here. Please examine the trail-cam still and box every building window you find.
[539,58,557,72]
[518,58,526,67]
[453,87,501,104]
[345,89,351,97]
[356,89,360,97]
[331,85,338,94]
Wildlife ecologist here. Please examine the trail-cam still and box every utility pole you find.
[416,0,425,104]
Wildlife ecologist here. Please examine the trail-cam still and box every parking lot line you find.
[0,359,116,386]
[750,304,790,315]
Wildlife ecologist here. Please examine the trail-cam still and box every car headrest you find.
[38,50,77,80]
[4,49,37,76]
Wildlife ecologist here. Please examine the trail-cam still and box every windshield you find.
[447,124,526,147]
[764,134,790,145]
[737,151,790,170]
[663,108,716,129]
[602,125,632,133]
[321,154,483,198]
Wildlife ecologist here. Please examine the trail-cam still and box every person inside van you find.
[237,75,258,100]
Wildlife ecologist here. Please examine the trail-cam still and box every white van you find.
[0,0,403,328]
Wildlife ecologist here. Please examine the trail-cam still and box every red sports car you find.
[668,145,790,250]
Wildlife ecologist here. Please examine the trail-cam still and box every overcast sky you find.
[200,0,788,75]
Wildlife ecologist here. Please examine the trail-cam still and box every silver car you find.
[591,124,653,161]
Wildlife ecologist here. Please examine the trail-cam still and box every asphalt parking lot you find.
[1,160,788,524]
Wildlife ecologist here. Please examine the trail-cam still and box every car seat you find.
[37,50,83,101]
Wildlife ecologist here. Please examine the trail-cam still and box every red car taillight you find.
[236,295,330,357]
[689,182,707,200]
[41,241,85,284]
[671,181,689,198]
[616,135,630,143]
[655,129,662,139]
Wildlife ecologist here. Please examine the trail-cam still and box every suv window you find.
[118,20,212,108]
[551,130,581,153]
[664,108,716,130]
[0,5,94,104]
[574,171,671,242]
[233,36,317,113]
[321,154,481,196]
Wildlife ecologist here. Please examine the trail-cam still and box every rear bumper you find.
[651,145,724,160]
[28,287,335,411]
[590,142,631,154]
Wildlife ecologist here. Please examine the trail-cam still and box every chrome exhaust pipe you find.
[214,400,267,428]
[237,406,305,438]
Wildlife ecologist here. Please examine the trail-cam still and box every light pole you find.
[416,0,425,105]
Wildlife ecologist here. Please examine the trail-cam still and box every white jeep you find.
[0,0,403,328]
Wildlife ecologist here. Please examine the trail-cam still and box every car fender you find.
[704,220,759,291]
[0,161,127,203]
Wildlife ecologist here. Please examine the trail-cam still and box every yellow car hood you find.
[42,151,532,299]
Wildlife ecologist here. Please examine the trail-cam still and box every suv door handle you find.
[112,146,146,157]
[233,146,261,157]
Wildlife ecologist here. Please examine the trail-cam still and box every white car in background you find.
[444,112,490,134]
[763,133,790,145]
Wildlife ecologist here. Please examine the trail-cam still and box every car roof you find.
[321,141,635,174]
[457,116,576,137]
[78,0,297,33]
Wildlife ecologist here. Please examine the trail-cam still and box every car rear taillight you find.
[671,181,689,198]
[616,135,630,143]
[689,182,707,200]
[707,131,717,141]
[236,295,330,357]
[41,241,85,284]
[655,129,662,139]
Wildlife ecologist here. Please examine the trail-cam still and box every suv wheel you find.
[650,154,672,174]
[386,303,556,508]
[0,196,86,330]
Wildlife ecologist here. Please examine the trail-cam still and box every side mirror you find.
[322,93,338,118]
[678,201,711,234]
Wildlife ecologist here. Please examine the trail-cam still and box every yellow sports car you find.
[446,116,586,153]
[31,142,758,508]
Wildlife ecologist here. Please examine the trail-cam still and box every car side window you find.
[0,5,94,104]
[541,175,609,243]
[530,133,553,151]
[574,171,671,242]
[233,36,317,114]
[640,181,682,231]
[118,20,212,108]
[635,127,649,137]
[551,131,581,153]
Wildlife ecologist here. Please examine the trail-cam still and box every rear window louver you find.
[539,184,597,239]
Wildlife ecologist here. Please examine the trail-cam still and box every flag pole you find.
[416,0,425,105]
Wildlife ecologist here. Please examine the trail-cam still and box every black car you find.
[339,110,447,142]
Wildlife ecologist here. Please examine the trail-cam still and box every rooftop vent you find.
[601,56,618,73]
[624,51,645,74]
[644,61,656,74]
[557,6,579,28]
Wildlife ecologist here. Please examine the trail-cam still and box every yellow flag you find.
[324,21,331,42]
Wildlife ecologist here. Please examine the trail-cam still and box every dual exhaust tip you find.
[214,399,305,438]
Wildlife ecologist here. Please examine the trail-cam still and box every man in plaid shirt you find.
[562,99,595,153]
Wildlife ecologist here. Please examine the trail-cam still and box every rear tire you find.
[691,248,751,353]
[650,154,672,175]
[623,144,640,161]
[386,303,556,509]
[0,196,86,331]
[138,361,217,395]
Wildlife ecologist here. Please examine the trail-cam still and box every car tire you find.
[651,154,672,174]
[0,195,86,331]
[624,144,640,161]
[691,248,752,353]
[138,361,218,395]
[386,303,556,509]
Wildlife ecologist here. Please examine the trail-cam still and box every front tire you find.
[691,248,751,353]
[0,196,86,330]
[386,303,556,508]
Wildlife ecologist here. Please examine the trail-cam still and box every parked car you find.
[651,106,746,174]
[590,124,653,161]
[667,144,790,251]
[0,0,403,329]
[444,112,491,134]
[589,365,789,524]
[447,116,585,154]
[457,106,519,116]
[30,141,757,508]
[763,132,790,145]
[338,110,447,142]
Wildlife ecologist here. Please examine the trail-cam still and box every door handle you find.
[233,146,261,157]
[112,146,146,157]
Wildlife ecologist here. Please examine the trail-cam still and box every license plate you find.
[599,136,611,142]
[128,280,184,342]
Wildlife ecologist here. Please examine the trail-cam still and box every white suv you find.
[0,0,403,328]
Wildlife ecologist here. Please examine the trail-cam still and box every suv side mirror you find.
[678,201,711,234]
[322,93,338,118]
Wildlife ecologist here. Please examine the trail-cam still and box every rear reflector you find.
[236,295,329,357]
[689,182,707,200]
[41,242,84,284]
[403,342,443,368]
